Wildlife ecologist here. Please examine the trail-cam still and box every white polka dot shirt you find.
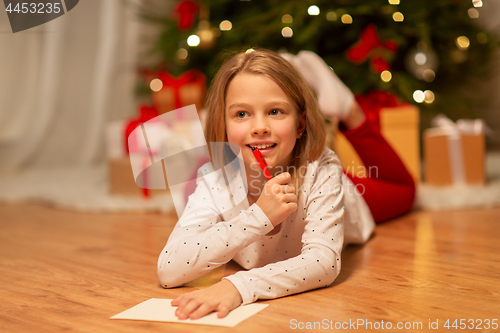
[158,147,375,304]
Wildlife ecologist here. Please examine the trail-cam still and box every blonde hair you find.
[204,48,326,189]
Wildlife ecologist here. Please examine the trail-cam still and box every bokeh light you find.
[150,79,163,92]
[381,70,392,82]
[424,90,435,103]
[456,36,470,49]
[219,20,232,31]
[176,48,188,59]
[308,5,320,16]
[468,8,479,19]
[388,0,400,4]
[413,90,425,103]
[472,0,483,8]
[422,69,436,82]
[326,11,337,21]
[187,35,200,47]
[415,52,427,65]
[282,14,293,23]
[281,27,293,38]
[393,12,404,22]
[341,14,353,24]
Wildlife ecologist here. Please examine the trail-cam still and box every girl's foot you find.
[281,51,354,120]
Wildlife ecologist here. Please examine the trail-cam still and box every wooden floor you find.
[0,203,499,332]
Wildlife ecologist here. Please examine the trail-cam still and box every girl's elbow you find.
[325,267,340,286]
[157,268,185,288]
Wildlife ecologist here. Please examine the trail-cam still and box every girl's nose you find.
[251,116,271,135]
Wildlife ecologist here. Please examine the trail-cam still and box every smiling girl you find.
[157,48,411,320]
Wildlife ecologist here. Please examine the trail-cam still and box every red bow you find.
[156,69,206,110]
[124,105,159,155]
[173,1,198,30]
[355,90,401,128]
[347,25,398,74]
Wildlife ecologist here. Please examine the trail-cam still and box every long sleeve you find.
[224,148,345,304]
[157,164,274,288]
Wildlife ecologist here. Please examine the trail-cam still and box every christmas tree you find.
[137,0,497,123]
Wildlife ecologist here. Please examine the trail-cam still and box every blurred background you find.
[0,0,499,212]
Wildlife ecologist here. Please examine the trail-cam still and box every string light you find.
[381,70,392,82]
[472,0,483,8]
[326,11,337,21]
[424,90,435,103]
[281,27,293,38]
[219,20,232,31]
[308,5,320,16]
[199,30,214,44]
[392,12,404,22]
[341,14,353,24]
[282,14,293,23]
[176,48,188,59]
[415,52,427,65]
[388,0,400,4]
[468,8,479,19]
[150,79,163,92]
[456,36,470,49]
[413,90,425,103]
[187,35,200,47]
[422,69,436,82]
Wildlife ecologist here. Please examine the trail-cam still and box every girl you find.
[158,48,414,320]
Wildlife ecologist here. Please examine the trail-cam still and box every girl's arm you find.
[157,164,275,288]
[223,152,345,304]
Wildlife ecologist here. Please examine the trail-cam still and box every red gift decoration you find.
[346,25,398,74]
[124,105,159,154]
[122,105,161,198]
[173,0,198,30]
[150,69,206,116]
[354,90,402,128]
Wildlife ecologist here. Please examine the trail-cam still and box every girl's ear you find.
[297,113,306,137]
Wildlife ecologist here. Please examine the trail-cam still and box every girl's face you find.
[225,72,305,170]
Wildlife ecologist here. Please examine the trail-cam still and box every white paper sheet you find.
[110,298,269,327]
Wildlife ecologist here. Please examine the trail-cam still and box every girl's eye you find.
[270,109,283,116]
[237,111,248,118]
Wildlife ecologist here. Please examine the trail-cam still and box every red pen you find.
[251,147,273,181]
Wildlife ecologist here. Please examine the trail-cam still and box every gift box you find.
[150,70,206,115]
[423,115,486,186]
[107,105,169,197]
[331,92,421,183]
[109,157,168,196]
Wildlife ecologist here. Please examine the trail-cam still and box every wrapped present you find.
[424,115,486,186]
[124,105,160,154]
[107,104,168,197]
[332,91,421,182]
[108,157,167,197]
[150,69,206,115]
[128,105,212,217]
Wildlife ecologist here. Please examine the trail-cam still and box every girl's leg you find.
[280,51,415,223]
[347,175,415,223]
[341,108,415,223]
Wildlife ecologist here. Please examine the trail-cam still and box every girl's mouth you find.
[247,143,277,151]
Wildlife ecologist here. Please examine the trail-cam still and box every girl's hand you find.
[256,172,297,227]
[171,280,242,320]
